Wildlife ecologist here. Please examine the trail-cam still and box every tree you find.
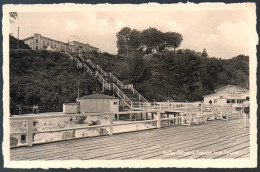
[9,12,18,24]
[9,34,31,49]
[128,29,141,52]
[116,27,132,56]
[164,32,183,51]
[202,48,208,57]
[122,52,151,84]
[140,27,163,54]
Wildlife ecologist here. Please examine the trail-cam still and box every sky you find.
[9,9,250,59]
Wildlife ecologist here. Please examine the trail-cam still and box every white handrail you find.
[10,105,240,147]
[73,56,146,108]
[112,84,132,107]
[128,87,148,102]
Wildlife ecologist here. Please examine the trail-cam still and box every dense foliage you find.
[82,50,249,102]
[10,49,99,115]
[116,27,183,56]
[10,40,248,115]
[9,34,31,49]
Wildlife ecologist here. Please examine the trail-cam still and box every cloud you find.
[164,20,186,33]
[64,19,79,32]
[204,21,249,58]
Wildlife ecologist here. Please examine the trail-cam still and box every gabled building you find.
[203,85,249,106]
[76,93,119,113]
[23,33,99,53]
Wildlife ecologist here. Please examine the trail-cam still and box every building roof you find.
[23,33,98,49]
[78,93,118,99]
[203,85,249,97]
[214,85,248,92]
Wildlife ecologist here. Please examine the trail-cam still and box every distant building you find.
[23,33,99,53]
[203,85,249,106]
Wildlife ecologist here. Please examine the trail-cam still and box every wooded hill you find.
[83,50,249,102]
[9,37,249,115]
[10,49,99,114]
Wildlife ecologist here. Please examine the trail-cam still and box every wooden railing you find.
[86,59,96,69]
[10,109,182,147]
[10,105,242,148]
[108,73,124,87]
[128,87,148,102]
[112,84,132,107]
[96,65,107,76]
[132,102,204,110]
[78,57,147,108]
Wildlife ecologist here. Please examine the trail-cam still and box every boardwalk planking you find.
[10,117,250,160]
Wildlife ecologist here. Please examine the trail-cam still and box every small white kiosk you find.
[203,85,249,106]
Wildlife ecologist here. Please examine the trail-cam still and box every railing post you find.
[130,113,132,122]
[157,112,161,128]
[27,118,33,146]
[109,114,113,135]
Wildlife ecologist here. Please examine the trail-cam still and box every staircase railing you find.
[73,55,151,108]
[73,55,133,108]
[96,65,107,76]
[82,63,94,76]
[112,84,132,107]
[108,73,124,87]
[95,71,108,85]
[129,87,148,102]
[86,59,96,69]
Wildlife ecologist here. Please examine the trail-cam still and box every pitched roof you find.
[203,85,249,97]
[78,93,118,99]
[214,85,249,92]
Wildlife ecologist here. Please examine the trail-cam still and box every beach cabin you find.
[76,93,119,113]
[203,85,249,106]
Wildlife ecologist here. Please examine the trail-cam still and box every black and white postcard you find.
[2,3,257,168]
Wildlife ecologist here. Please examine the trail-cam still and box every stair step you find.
[73,55,147,107]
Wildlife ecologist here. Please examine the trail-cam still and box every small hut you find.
[77,93,119,113]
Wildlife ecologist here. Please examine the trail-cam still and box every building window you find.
[214,99,217,103]
[35,39,38,43]
[114,102,117,105]
[51,42,53,48]
[237,99,243,104]
[43,41,45,45]
[35,46,38,50]
[231,99,235,103]
[54,44,56,48]
[220,96,223,99]
[47,42,49,46]
[227,99,231,103]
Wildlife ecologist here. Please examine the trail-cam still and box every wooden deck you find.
[10,118,250,160]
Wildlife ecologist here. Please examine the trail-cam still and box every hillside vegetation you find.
[10,49,99,115]
[10,36,249,115]
[82,50,249,102]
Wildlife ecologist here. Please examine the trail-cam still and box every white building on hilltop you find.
[23,33,99,53]
[203,85,249,106]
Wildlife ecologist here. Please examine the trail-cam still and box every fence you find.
[10,105,242,148]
